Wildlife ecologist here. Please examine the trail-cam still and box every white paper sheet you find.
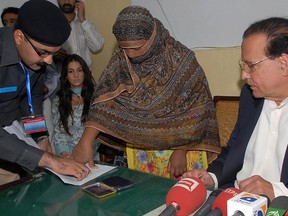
[4,120,39,148]
[47,164,117,186]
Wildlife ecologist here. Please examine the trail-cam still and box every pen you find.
[0,172,42,190]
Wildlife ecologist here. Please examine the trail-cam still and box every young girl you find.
[52,54,98,159]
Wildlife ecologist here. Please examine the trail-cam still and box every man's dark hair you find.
[243,17,288,58]
[1,7,19,26]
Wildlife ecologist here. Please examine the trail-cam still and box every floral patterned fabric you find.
[126,146,208,178]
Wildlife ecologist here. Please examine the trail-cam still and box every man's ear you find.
[14,29,24,46]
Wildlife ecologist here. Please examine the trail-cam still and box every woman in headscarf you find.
[73,6,221,178]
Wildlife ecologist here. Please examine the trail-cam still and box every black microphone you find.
[206,208,222,216]
[158,202,179,216]
[231,210,244,216]
[266,196,288,215]
[270,196,288,209]
[194,189,222,216]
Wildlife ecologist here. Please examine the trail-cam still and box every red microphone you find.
[160,177,206,216]
[207,187,241,216]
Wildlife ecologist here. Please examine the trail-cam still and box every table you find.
[0,166,177,216]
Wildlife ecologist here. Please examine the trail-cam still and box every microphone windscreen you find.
[270,196,288,210]
[227,192,268,215]
[166,177,206,216]
[212,187,241,216]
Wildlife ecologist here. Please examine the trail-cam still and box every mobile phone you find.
[101,176,134,191]
[82,182,117,199]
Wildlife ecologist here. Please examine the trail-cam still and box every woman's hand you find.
[38,138,52,153]
[167,149,187,178]
[73,127,99,169]
[60,151,73,159]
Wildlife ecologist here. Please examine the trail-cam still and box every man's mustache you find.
[37,61,48,68]
[63,3,73,8]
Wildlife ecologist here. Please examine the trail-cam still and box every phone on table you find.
[101,176,134,191]
[82,182,117,199]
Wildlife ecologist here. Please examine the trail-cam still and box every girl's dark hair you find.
[57,54,95,135]
[243,17,288,58]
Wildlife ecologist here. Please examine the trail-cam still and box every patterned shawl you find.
[86,6,220,154]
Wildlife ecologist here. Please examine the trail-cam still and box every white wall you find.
[130,0,288,96]
[132,0,288,49]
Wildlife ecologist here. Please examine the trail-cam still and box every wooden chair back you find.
[213,96,240,147]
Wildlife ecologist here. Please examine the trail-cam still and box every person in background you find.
[43,64,61,154]
[52,54,99,159]
[1,7,18,27]
[183,17,288,201]
[0,0,90,181]
[56,0,118,163]
[57,0,104,69]
[72,6,221,178]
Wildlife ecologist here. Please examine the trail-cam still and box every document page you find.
[47,164,117,186]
